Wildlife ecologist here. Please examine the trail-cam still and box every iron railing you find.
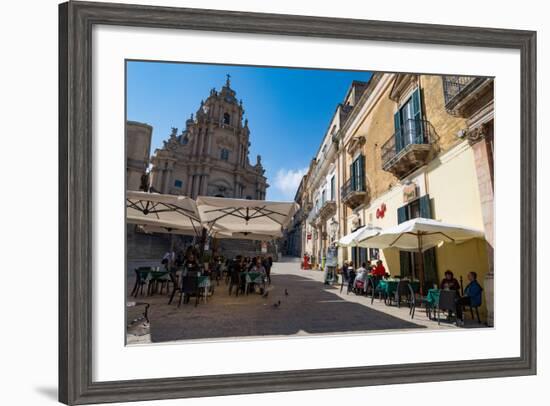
[442,75,486,108]
[341,176,366,201]
[381,118,436,168]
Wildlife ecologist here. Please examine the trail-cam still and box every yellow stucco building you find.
[293,72,494,321]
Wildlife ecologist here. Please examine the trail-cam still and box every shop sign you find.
[403,183,418,203]
[376,203,387,219]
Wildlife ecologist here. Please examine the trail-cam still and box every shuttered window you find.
[397,194,437,285]
[350,154,365,192]
[394,88,424,153]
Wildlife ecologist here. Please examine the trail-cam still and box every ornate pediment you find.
[389,74,419,102]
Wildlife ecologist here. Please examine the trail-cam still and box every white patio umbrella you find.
[138,223,197,236]
[357,217,485,294]
[212,229,283,241]
[126,191,202,236]
[338,225,382,247]
[196,196,299,236]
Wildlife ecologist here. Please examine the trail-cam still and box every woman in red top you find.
[371,260,387,277]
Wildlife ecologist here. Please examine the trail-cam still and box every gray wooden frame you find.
[59,1,537,404]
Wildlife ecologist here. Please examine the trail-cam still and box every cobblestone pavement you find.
[127,256,480,345]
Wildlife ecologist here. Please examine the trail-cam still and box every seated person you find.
[440,270,460,291]
[249,258,267,293]
[455,272,483,324]
[347,267,356,288]
[353,263,368,291]
[371,260,387,278]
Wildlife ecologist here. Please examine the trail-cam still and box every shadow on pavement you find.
[147,272,425,343]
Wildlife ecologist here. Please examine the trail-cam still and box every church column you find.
[193,129,201,157]
[206,125,214,156]
[198,130,205,158]
[201,168,210,195]
[186,173,193,196]
[191,174,199,198]
[164,162,174,194]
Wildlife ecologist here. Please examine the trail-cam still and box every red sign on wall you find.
[376,203,387,219]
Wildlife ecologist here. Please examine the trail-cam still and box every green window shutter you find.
[397,205,408,224]
[419,194,432,219]
[423,248,438,287]
[359,154,365,191]
[399,251,411,278]
[411,88,424,143]
[394,111,402,153]
[349,163,355,191]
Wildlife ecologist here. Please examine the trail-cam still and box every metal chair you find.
[393,280,412,308]
[437,289,459,326]
[463,287,483,323]
[408,284,417,319]
[179,275,200,307]
[131,267,150,297]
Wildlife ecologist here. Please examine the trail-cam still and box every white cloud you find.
[273,167,308,200]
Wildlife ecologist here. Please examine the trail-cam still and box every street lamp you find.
[329,218,339,243]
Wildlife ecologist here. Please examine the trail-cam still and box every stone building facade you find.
[150,76,268,200]
[126,121,152,191]
[292,72,494,320]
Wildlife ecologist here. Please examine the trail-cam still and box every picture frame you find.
[59,1,537,404]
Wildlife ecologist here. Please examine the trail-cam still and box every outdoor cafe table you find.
[377,279,420,297]
[425,288,440,307]
[244,272,266,294]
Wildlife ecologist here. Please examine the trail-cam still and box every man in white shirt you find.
[353,262,368,291]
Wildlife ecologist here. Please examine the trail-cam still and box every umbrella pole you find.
[418,233,425,297]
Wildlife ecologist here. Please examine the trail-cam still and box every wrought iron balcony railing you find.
[381,118,436,176]
[442,75,486,110]
[341,177,366,200]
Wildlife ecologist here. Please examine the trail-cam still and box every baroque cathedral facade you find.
[150,76,268,200]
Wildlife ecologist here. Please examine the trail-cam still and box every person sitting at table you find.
[455,271,483,325]
[371,260,386,278]
[249,258,267,294]
[353,262,368,292]
[440,270,460,291]
[341,261,349,282]
[182,252,199,276]
[161,250,175,272]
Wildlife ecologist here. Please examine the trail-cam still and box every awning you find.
[337,225,381,247]
[357,217,485,252]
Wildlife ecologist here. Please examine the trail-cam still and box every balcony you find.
[442,76,493,116]
[381,119,437,179]
[318,200,336,220]
[341,177,369,210]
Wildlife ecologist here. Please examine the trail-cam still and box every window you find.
[394,88,424,151]
[330,175,335,200]
[350,155,365,192]
[220,148,230,161]
[174,179,183,188]
[397,194,437,284]
[223,112,231,125]
[321,190,326,205]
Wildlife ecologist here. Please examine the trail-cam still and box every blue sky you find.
[127,61,372,201]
